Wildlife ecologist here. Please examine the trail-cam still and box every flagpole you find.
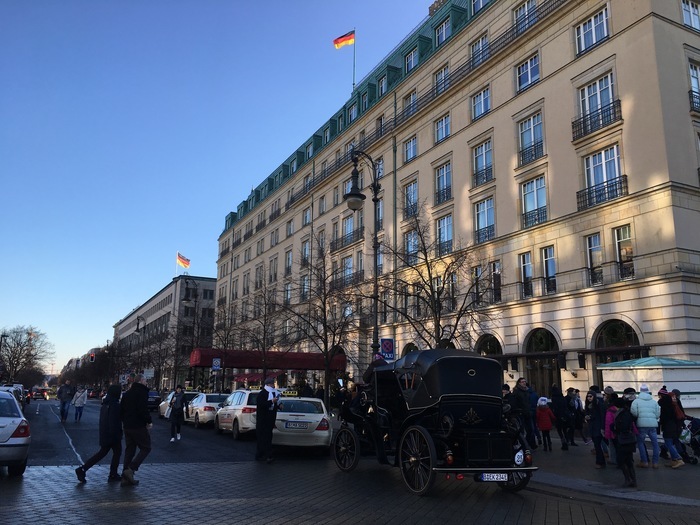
[175,251,179,277]
[352,27,356,92]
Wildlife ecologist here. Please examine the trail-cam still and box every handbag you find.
[164,406,172,419]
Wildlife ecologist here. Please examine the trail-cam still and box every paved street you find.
[2,398,700,524]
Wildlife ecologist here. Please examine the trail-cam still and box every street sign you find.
[143,368,154,379]
[380,338,395,360]
[212,358,221,371]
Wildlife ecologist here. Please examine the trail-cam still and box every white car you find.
[268,396,332,450]
[184,393,229,428]
[215,389,260,439]
[0,389,31,476]
[158,390,201,419]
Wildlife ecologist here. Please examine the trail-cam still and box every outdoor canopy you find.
[189,347,346,372]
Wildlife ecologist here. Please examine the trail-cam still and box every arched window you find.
[526,328,559,353]
[595,320,639,348]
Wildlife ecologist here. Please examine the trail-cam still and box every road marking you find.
[51,404,84,464]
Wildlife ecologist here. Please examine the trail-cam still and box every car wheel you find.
[232,419,241,440]
[194,413,200,429]
[399,425,436,496]
[497,471,531,492]
[333,427,361,472]
[215,417,223,434]
[8,460,27,477]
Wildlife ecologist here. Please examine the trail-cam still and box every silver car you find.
[158,391,201,419]
[269,397,332,450]
[214,389,260,439]
[0,390,31,476]
[184,393,229,428]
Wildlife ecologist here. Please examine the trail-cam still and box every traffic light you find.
[89,353,95,362]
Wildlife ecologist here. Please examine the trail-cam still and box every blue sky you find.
[0,0,429,371]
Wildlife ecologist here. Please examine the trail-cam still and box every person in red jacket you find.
[535,397,557,451]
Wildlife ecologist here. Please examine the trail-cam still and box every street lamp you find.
[344,149,381,357]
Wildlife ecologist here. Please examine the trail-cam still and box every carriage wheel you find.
[497,471,531,492]
[333,427,361,472]
[399,425,436,496]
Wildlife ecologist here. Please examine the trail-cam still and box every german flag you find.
[176,252,191,269]
[333,30,355,49]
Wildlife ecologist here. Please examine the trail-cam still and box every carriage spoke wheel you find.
[333,427,361,472]
[497,471,531,492]
[399,425,436,496]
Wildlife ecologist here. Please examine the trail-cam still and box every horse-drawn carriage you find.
[332,348,537,495]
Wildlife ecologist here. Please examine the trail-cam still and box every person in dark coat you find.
[585,390,606,468]
[74,384,123,483]
[120,374,153,486]
[168,385,188,442]
[255,377,279,463]
[658,388,684,468]
[511,378,536,449]
[550,385,571,450]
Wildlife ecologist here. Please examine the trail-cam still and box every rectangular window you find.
[348,103,357,123]
[491,260,502,302]
[404,136,417,162]
[405,47,418,73]
[302,207,311,226]
[290,158,297,173]
[242,273,250,296]
[514,0,537,34]
[518,112,543,166]
[542,245,556,294]
[580,72,614,116]
[361,92,368,111]
[300,274,310,300]
[404,91,417,117]
[306,143,313,159]
[575,7,609,55]
[471,34,489,67]
[587,233,603,285]
[333,186,340,206]
[376,115,385,137]
[436,17,451,46]
[435,65,449,95]
[615,225,634,280]
[437,215,453,256]
[318,196,326,215]
[520,251,533,298]
[378,75,387,96]
[404,181,418,218]
[286,219,294,237]
[342,215,354,237]
[472,87,490,120]
[516,54,539,92]
[475,197,495,243]
[405,230,419,265]
[285,250,293,275]
[301,240,310,267]
[435,114,451,143]
[377,198,384,230]
[691,62,700,93]
[473,139,493,187]
[473,0,487,14]
[521,176,547,228]
[684,0,700,29]
[269,257,278,283]
[435,162,452,205]
[323,128,330,144]
[585,144,621,187]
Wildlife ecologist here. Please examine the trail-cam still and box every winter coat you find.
[56,383,76,402]
[630,392,660,428]
[120,382,152,429]
[168,390,188,422]
[604,405,618,440]
[550,386,570,425]
[99,394,123,447]
[585,396,605,437]
[72,389,88,407]
[658,395,681,439]
[535,406,556,431]
[511,385,532,419]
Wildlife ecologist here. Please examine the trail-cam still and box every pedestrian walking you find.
[565,387,580,446]
[612,395,638,487]
[585,390,606,468]
[255,377,279,463]
[630,383,660,468]
[72,386,88,422]
[511,378,536,449]
[74,384,123,483]
[658,388,685,468]
[535,397,556,451]
[550,385,570,450]
[56,379,76,423]
[120,373,153,486]
[168,385,188,442]
[602,386,617,464]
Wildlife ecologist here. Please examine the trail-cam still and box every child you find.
[535,397,556,451]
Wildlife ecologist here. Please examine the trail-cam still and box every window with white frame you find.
[516,54,539,92]
[690,62,700,93]
[614,224,634,279]
[521,176,546,228]
[580,72,614,115]
[306,143,313,159]
[343,178,353,196]
[270,228,279,247]
[377,198,384,229]
[404,91,417,116]
[290,158,297,173]
[518,112,543,165]
[435,64,449,94]
[286,219,294,237]
[269,257,278,283]
[435,114,451,143]
[405,230,419,264]
[318,196,326,215]
[473,0,488,14]
[361,92,368,111]
[472,87,490,120]
[435,162,452,204]
[256,238,264,256]
[514,0,537,34]
[584,144,621,187]
[284,282,292,305]
[378,75,387,96]
[471,34,489,67]
[542,245,556,293]
[285,250,293,274]
[473,139,493,186]
[333,186,340,206]
[323,128,330,144]
[405,47,418,73]
[243,273,250,295]
[404,181,418,217]
[338,114,344,131]
[586,233,603,285]
[404,135,417,162]
[301,239,310,266]
[342,215,354,237]
[436,17,451,46]
[575,6,609,55]
[684,0,700,30]
[302,207,311,226]
[519,251,533,297]
[437,215,453,256]
[341,255,353,279]
[475,197,494,243]
[348,103,357,123]
[356,250,363,273]
[300,274,310,299]
[376,115,385,136]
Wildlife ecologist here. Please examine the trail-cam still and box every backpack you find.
[613,408,636,444]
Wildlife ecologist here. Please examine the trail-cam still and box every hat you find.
[264,377,275,385]
[537,396,549,407]
[639,384,649,393]
[623,387,636,400]
[658,388,668,396]
[603,386,615,395]
[672,389,681,397]
[502,384,511,391]
[566,387,575,393]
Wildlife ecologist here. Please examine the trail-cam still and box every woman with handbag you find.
[168,386,188,443]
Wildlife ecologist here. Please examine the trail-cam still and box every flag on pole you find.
[333,30,355,49]
[176,252,191,269]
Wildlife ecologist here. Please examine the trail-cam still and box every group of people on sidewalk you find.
[504,378,693,489]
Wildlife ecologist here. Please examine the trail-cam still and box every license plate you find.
[285,421,308,429]
[480,473,508,482]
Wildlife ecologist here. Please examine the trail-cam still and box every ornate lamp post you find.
[343,149,381,357]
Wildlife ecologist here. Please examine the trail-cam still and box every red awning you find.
[189,348,346,372]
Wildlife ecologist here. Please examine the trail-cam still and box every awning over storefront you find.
[189,348,346,372]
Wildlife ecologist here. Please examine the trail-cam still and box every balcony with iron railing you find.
[544,276,557,294]
[330,227,364,253]
[690,90,700,113]
[576,175,628,211]
[473,165,493,188]
[435,186,452,206]
[475,224,495,244]
[436,240,453,257]
[522,206,547,229]
[243,230,253,241]
[301,256,310,268]
[403,202,418,220]
[618,260,634,280]
[521,277,533,299]
[329,270,365,291]
[219,246,230,258]
[269,208,281,222]
[255,219,267,232]
[284,266,292,277]
[403,251,419,267]
[518,140,544,167]
[572,100,622,141]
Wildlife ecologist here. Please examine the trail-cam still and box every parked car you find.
[158,390,201,419]
[147,390,161,411]
[215,389,260,439]
[0,385,25,411]
[270,396,332,450]
[184,393,229,428]
[0,389,31,476]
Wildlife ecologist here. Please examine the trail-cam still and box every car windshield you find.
[205,394,228,403]
[278,400,324,414]
[184,393,199,402]
[0,397,21,418]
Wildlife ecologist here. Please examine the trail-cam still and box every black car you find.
[147,390,161,411]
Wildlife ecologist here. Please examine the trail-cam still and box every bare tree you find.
[377,208,498,352]
[0,325,55,383]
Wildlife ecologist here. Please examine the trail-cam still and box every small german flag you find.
[333,30,355,49]
[177,252,191,269]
